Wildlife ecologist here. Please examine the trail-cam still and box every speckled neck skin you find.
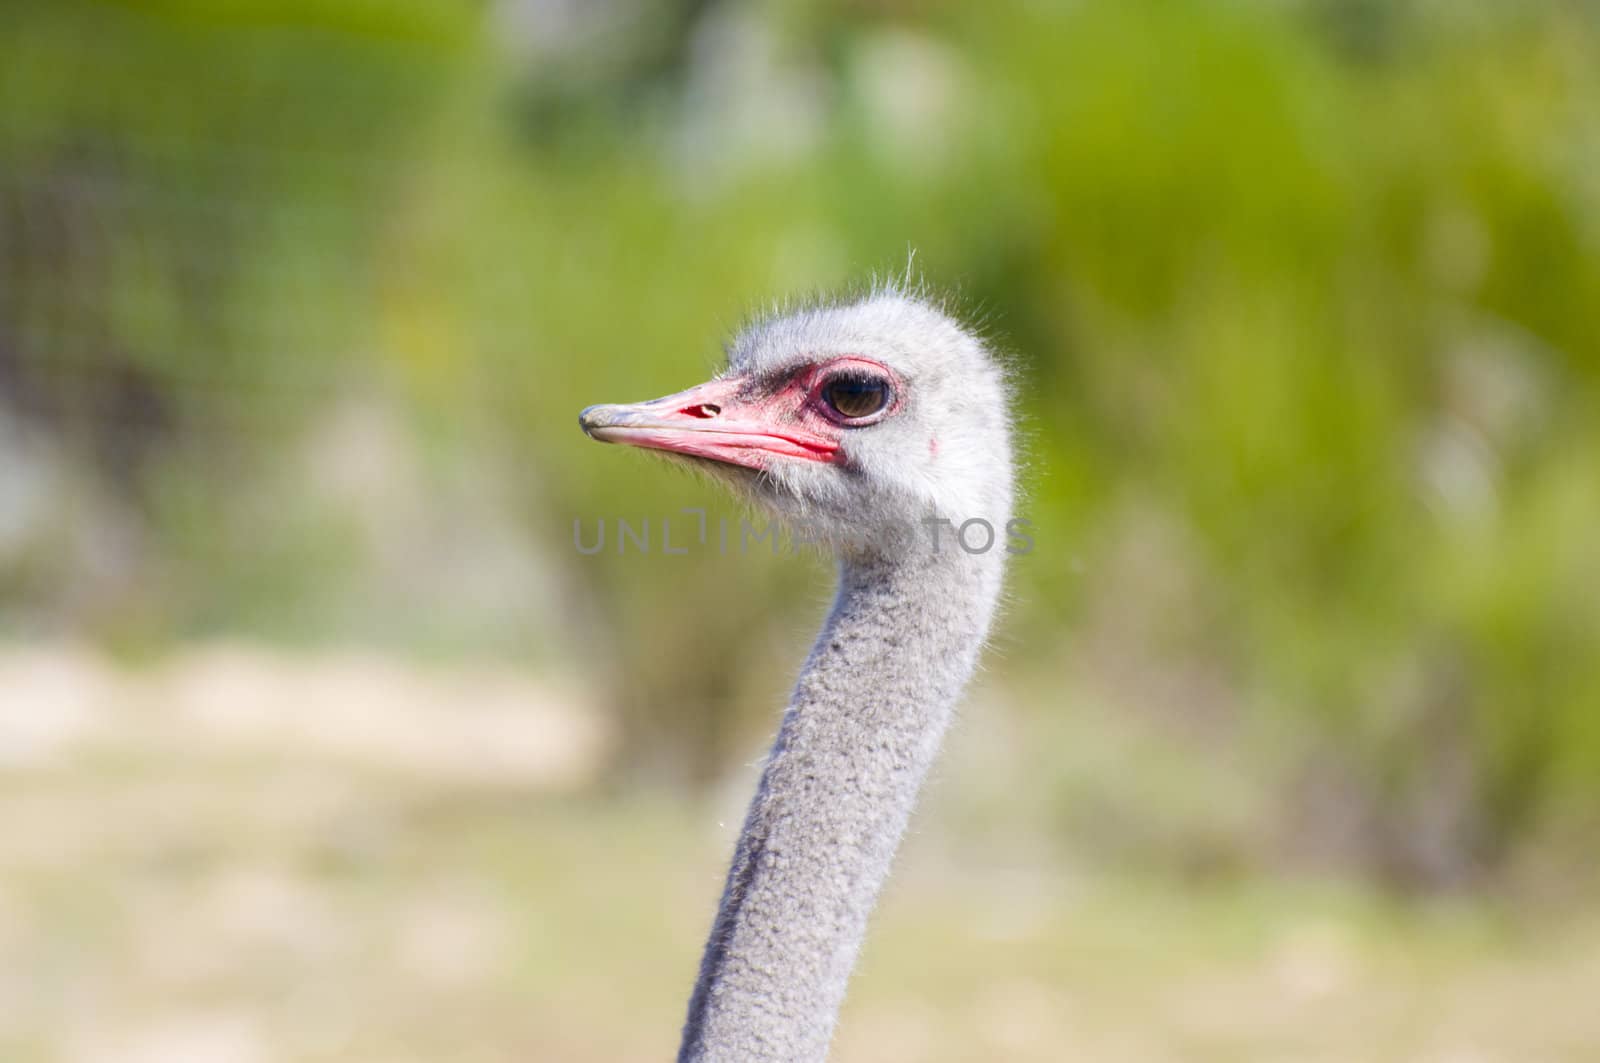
[678,541,1003,1062]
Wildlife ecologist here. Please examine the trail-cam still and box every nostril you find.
[682,403,721,419]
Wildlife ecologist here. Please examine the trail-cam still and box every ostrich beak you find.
[579,377,838,470]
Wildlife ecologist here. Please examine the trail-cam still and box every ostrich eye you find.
[822,375,891,420]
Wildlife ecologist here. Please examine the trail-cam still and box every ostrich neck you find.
[678,543,1002,1063]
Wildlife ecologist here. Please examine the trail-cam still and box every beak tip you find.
[578,405,608,437]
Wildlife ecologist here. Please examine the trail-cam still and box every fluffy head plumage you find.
[582,286,1015,561]
[727,290,1013,554]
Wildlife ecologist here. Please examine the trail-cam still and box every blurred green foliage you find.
[2,0,1597,889]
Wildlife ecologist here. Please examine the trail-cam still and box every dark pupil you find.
[825,377,888,418]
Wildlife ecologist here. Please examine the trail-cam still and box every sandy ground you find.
[1,643,1597,1063]
[0,642,611,786]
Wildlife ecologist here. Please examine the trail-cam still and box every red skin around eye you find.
[794,357,903,426]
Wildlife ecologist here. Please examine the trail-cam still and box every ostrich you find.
[579,287,1014,1062]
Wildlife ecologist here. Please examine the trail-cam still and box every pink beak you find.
[579,377,839,470]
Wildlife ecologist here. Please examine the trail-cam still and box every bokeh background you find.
[3,1,1600,1060]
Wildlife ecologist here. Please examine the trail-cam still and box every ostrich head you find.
[579,289,1013,558]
